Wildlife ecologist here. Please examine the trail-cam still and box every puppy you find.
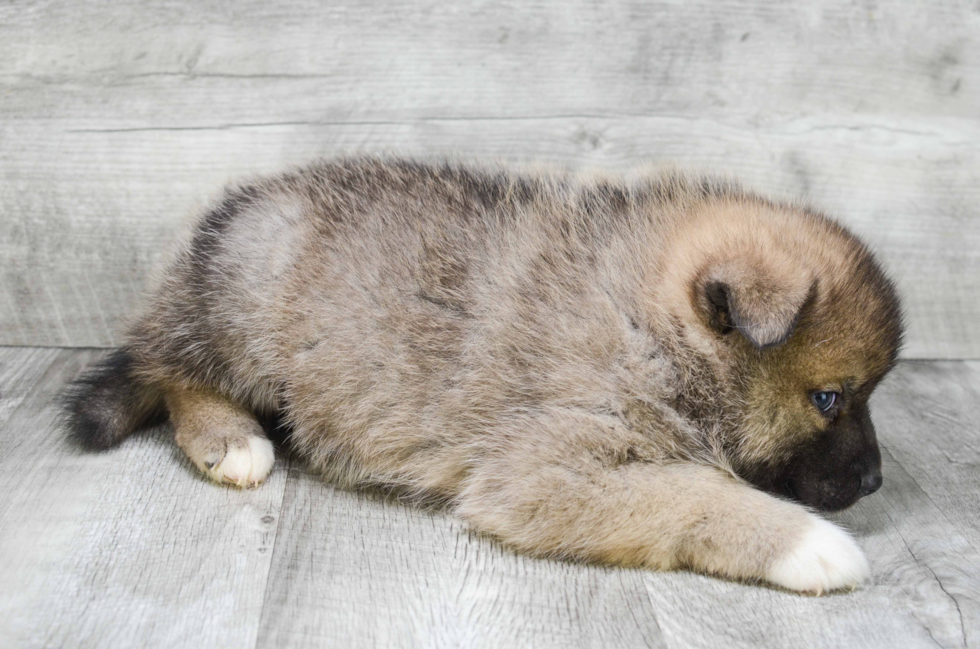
[63,158,903,594]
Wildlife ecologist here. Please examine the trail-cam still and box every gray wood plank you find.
[1,350,979,647]
[635,444,980,649]
[0,0,978,356]
[872,361,980,556]
[1,115,977,356]
[0,348,290,649]
[1,0,977,123]
[257,359,980,649]
[637,364,980,649]
[257,466,668,648]
[0,347,63,428]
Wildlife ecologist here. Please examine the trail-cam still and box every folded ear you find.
[702,261,815,349]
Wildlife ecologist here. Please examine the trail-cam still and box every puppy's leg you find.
[457,413,868,594]
[164,387,275,488]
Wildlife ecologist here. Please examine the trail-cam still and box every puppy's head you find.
[667,193,903,511]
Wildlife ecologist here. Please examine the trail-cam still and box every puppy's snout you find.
[858,468,883,497]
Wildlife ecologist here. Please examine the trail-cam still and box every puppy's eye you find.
[811,391,838,413]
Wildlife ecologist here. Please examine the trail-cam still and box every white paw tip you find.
[767,516,870,595]
[211,436,275,488]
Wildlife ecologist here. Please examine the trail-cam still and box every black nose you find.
[858,469,883,497]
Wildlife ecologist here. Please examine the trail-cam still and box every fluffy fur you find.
[63,158,903,593]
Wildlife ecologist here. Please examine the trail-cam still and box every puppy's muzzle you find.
[858,467,883,497]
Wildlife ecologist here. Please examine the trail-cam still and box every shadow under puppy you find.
[63,158,903,594]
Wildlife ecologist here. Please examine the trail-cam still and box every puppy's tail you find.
[61,347,166,449]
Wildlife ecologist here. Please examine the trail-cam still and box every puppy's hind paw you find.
[208,435,275,488]
[766,516,870,595]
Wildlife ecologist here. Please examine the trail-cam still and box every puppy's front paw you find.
[766,516,870,594]
[207,435,275,488]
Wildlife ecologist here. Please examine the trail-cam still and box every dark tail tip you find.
[61,348,164,450]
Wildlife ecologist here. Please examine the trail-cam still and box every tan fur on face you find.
[646,197,900,469]
[79,158,901,592]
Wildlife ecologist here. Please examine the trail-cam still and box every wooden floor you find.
[2,1,978,646]
[2,0,979,359]
[0,347,976,648]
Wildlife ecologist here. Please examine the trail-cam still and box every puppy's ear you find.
[702,261,815,349]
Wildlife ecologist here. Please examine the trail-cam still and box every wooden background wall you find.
[1,0,978,358]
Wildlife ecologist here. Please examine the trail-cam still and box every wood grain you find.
[637,446,980,649]
[0,348,290,649]
[1,349,979,647]
[256,467,668,649]
[638,362,980,649]
[872,361,980,557]
[0,0,978,356]
[1,0,977,122]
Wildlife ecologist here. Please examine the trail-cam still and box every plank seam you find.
[878,502,967,649]
[254,456,292,649]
